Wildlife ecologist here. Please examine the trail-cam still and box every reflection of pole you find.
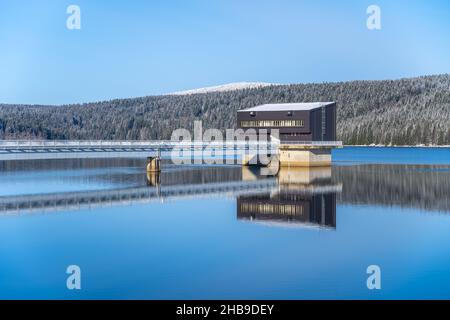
[146,170,161,200]
[146,171,161,186]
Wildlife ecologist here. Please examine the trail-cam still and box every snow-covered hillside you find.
[170,82,277,95]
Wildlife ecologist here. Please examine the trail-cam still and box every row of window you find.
[240,120,305,128]
[240,202,304,216]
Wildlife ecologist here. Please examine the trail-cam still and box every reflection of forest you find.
[333,164,450,212]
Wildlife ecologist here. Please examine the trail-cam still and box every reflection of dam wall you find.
[333,165,450,212]
[0,178,277,215]
[0,164,267,215]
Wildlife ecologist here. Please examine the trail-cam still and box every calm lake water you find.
[0,147,449,299]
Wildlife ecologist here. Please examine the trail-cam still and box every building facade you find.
[237,102,336,142]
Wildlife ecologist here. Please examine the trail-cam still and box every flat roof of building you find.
[238,102,335,112]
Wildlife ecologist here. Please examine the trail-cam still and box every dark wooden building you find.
[237,102,336,142]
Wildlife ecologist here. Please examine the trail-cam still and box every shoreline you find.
[343,145,450,148]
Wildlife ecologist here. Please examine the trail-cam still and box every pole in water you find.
[146,156,161,173]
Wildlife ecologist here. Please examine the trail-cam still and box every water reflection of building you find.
[237,167,341,229]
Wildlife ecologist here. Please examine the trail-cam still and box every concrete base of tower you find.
[278,146,332,167]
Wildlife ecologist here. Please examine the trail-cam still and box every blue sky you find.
[1,0,449,105]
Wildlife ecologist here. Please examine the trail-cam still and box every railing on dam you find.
[0,140,342,160]
[0,140,277,150]
[0,140,342,149]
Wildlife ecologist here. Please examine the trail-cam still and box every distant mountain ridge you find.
[170,82,277,95]
[0,74,449,145]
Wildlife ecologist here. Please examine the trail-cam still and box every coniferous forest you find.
[0,74,449,145]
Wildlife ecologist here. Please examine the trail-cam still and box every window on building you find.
[240,120,304,128]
